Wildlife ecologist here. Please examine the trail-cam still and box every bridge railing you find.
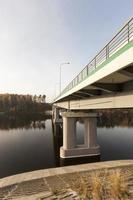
[56,17,133,100]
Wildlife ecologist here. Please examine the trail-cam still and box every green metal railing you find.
[56,17,133,100]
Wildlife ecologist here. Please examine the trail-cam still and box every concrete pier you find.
[52,106,61,123]
[52,106,62,134]
[60,112,100,158]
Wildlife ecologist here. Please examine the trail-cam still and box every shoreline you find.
[0,160,133,199]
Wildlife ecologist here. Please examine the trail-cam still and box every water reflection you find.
[0,119,54,178]
[0,110,132,178]
[0,109,132,130]
[60,156,100,166]
[98,109,133,127]
[0,114,51,130]
[31,121,46,129]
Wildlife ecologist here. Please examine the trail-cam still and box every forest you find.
[0,94,51,115]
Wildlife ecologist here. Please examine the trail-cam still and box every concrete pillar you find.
[53,106,60,122]
[84,117,97,147]
[52,106,62,135]
[63,117,76,149]
[60,111,100,159]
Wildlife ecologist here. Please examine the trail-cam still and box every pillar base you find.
[60,145,100,158]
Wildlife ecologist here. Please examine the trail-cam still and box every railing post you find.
[127,23,130,42]
[86,65,88,76]
[94,57,96,69]
[79,71,83,82]
[106,45,109,59]
[77,75,79,83]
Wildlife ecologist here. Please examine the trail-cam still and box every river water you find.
[0,114,133,178]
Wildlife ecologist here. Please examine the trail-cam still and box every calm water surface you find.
[0,117,133,178]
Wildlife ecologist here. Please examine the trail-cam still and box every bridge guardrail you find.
[56,17,133,100]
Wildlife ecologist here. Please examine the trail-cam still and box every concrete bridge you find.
[53,17,133,159]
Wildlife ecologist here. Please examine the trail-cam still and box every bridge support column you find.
[63,117,76,149]
[84,117,98,147]
[52,106,60,123]
[60,112,100,158]
[52,106,63,134]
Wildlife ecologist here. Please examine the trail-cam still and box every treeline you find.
[0,94,51,114]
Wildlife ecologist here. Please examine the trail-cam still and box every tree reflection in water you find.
[0,109,132,178]
[0,114,51,130]
[0,109,132,130]
[97,109,133,128]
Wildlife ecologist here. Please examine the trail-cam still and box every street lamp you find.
[60,62,70,94]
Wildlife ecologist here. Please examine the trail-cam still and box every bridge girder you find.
[54,91,133,110]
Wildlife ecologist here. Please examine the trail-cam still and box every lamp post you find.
[60,62,70,94]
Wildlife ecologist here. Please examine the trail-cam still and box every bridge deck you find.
[54,17,133,107]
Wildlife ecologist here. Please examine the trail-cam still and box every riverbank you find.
[0,160,133,199]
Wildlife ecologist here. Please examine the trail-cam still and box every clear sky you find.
[0,0,133,101]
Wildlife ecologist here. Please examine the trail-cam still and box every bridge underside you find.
[54,63,133,110]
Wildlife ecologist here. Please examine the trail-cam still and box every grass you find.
[70,169,132,200]
[109,169,131,200]
[45,167,133,200]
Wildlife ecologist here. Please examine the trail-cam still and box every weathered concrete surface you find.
[60,111,100,158]
[0,160,133,199]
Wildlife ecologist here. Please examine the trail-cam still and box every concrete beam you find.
[119,69,133,78]
[61,112,97,118]
[76,90,94,97]
[71,94,85,99]
[122,80,133,91]
[54,91,133,109]
[92,83,119,93]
